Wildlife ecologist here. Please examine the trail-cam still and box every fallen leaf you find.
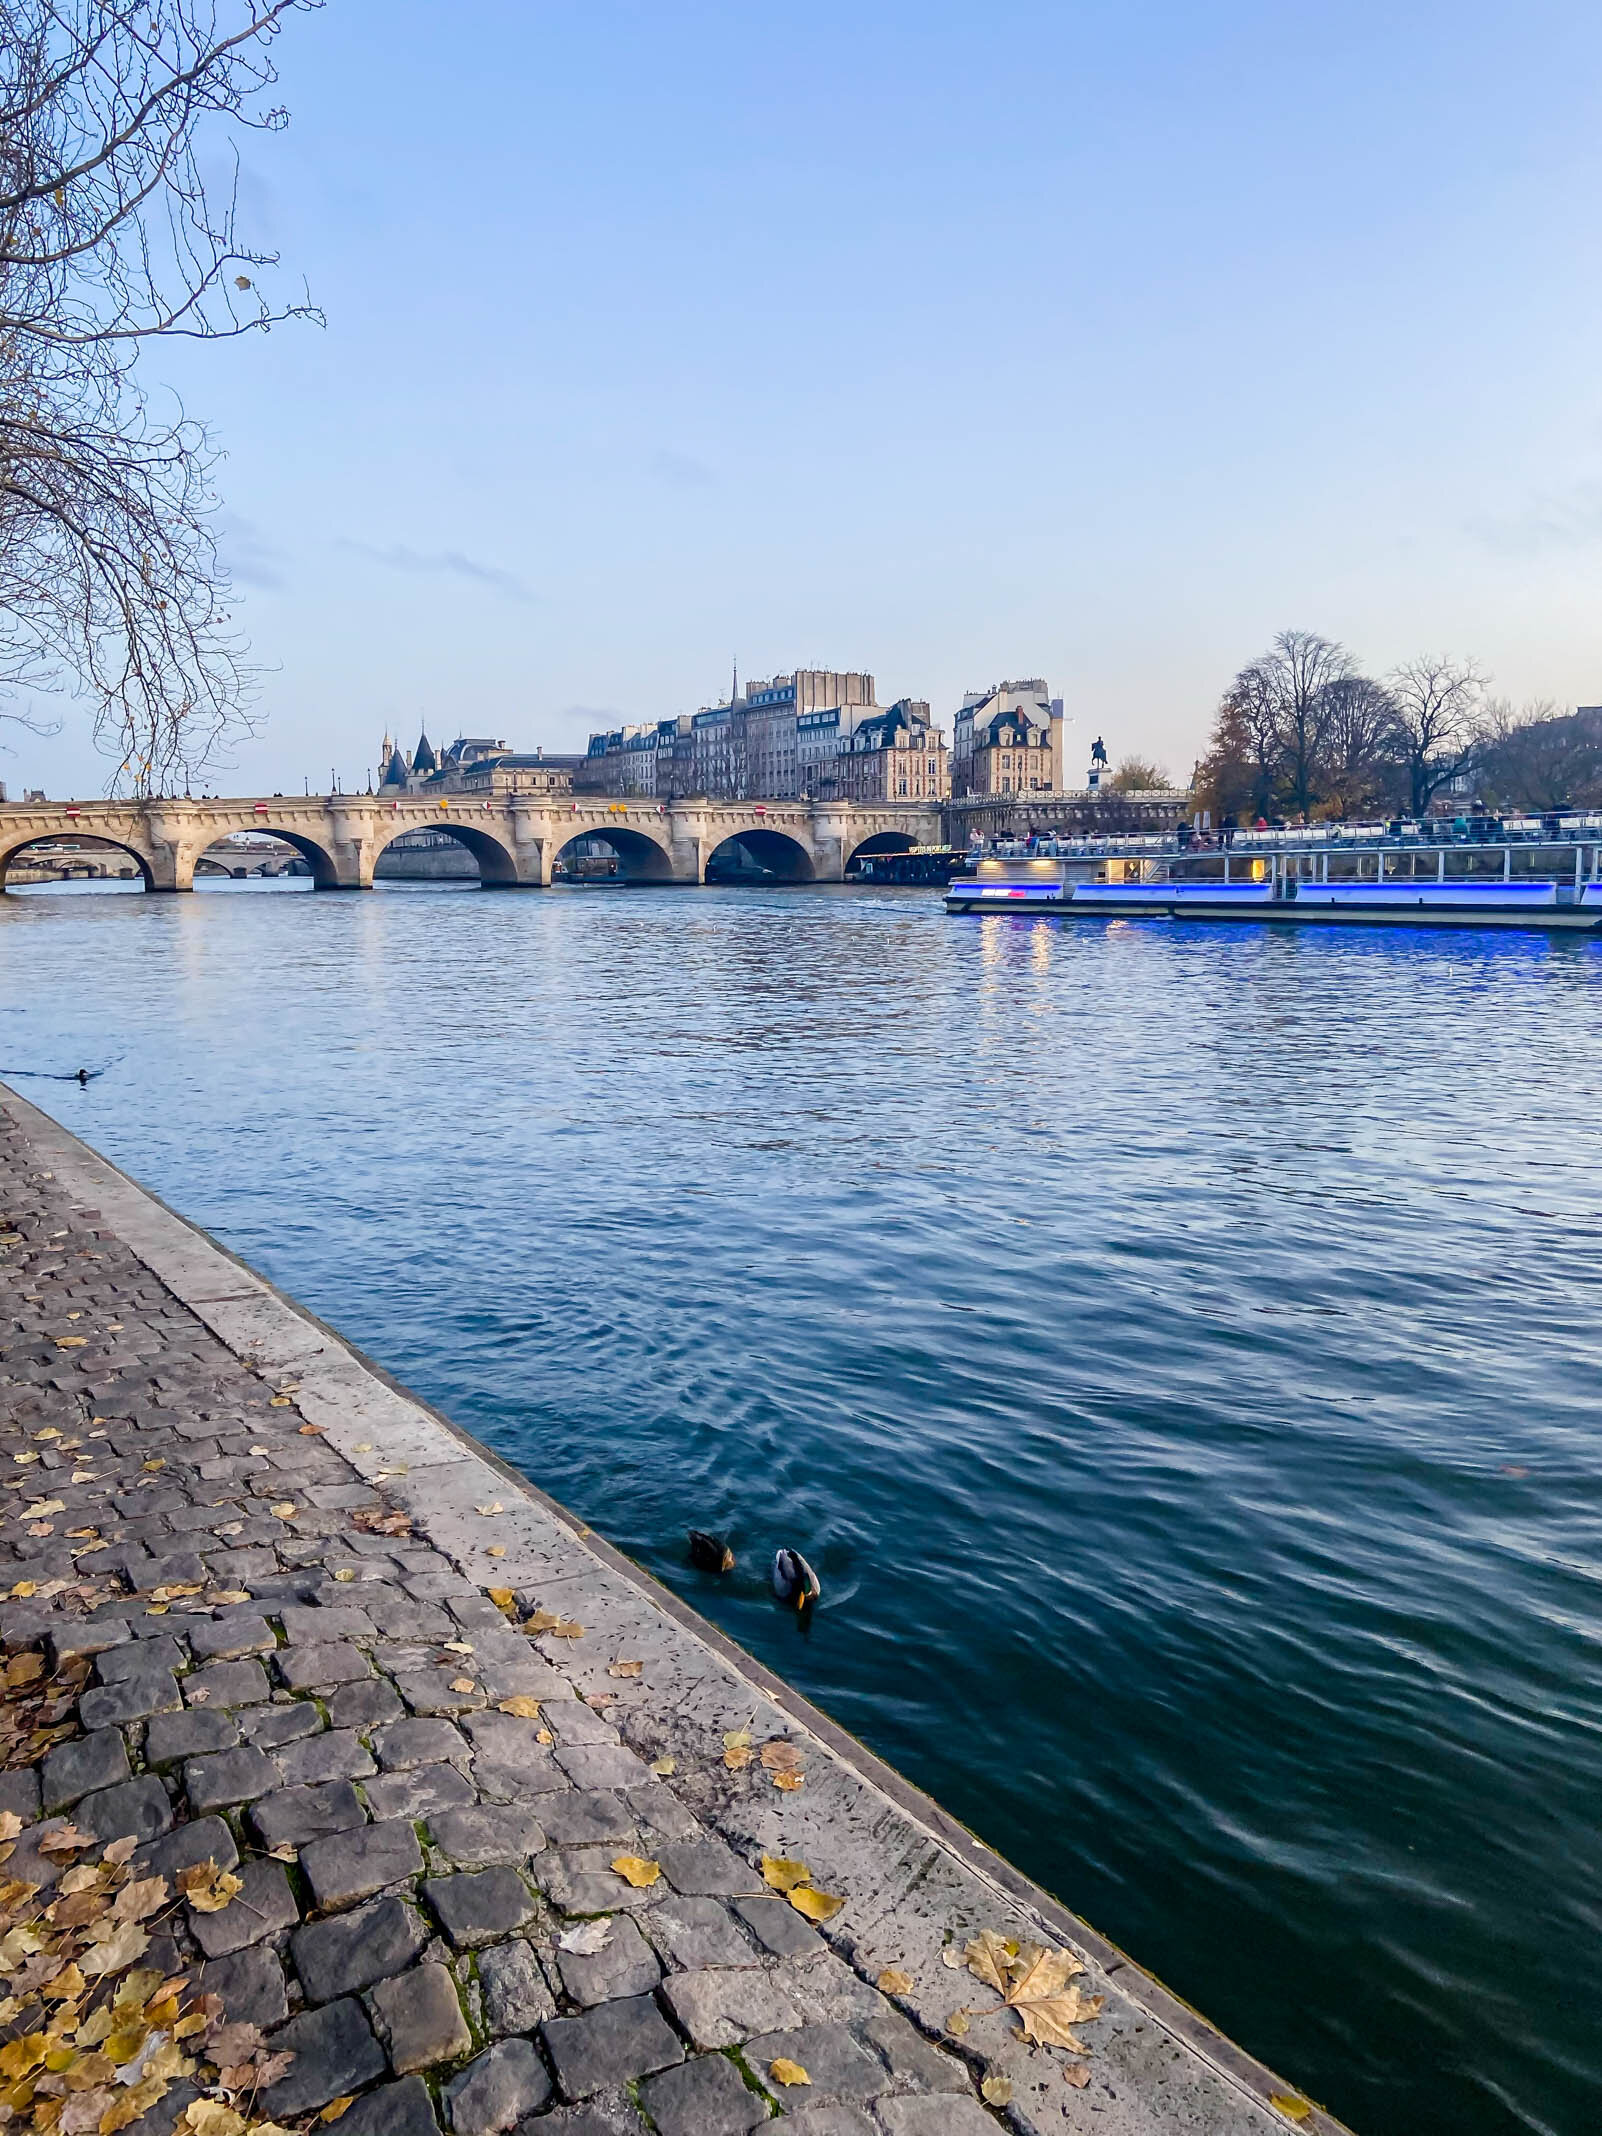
[610,1856,660,1888]
[761,1857,811,1893]
[486,1545,506,1559]
[267,1844,298,1863]
[56,1336,88,1349]
[182,2106,245,2136]
[112,1877,169,1923]
[1004,1943,1104,2053]
[497,1696,541,1719]
[475,1503,503,1517]
[982,2073,1013,2106]
[557,1919,612,1955]
[649,1756,675,1777]
[549,1620,584,1639]
[140,1458,164,1471]
[536,1729,553,1744]
[80,1922,151,1977]
[5,1653,44,1687]
[523,1611,560,1633]
[0,1813,19,1843]
[442,1641,475,1655]
[788,1886,844,1923]
[487,1588,515,1610]
[963,1929,1018,1995]
[448,1678,477,1695]
[298,1424,325,1437]
[607,1661,642,1679]
[319,2100,354,2123]
[768,2058,810,2088]
[760,1740,803,1771]
[353,1443,373,1453]
[269,1503,297,1520]
[1270,2099,1313,2124]
[945,2011,970,2036]
[1063,2061,1091,2088]
[723,1729,751,1751]
[771,1771,805,1792]
[40,1823,94,1855]
[877,1968,914,1995]
[22,1499,65,1519]
[723,1745,753,1771]
[150,1584,203,1603]
[333,1569,356,1582]
[177,1864,242,1914]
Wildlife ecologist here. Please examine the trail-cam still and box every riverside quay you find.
[0,1084,1348,2135]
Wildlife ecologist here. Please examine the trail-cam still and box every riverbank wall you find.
[0,1082,1347,2136]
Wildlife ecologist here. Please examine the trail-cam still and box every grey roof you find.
[412,731,438,773]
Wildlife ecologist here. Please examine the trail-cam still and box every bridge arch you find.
[845,829,918,874]
[241,825,345,892]
[707,827,816,883]
[555,825,675,884]
[374,818,520,888]
[0,831,154,892]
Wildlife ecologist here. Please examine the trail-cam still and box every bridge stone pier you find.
[0,794,943,892]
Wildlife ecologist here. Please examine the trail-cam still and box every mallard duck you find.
[688,1530,735,1573]
[771,1548,820,1609]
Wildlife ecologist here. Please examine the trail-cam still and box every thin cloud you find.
[649,447,716,490]
[1468,482,1602,557]
[217,511,286,591]
[337,538,533,603]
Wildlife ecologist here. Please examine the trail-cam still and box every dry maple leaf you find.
[769,2058,810,2087]
[1004,1944,1104,2053]
[723,1746,753,1772]
[963,1929,1017,1995]
[497,1697,541,1719]
[610,1856,660,1889]
[177,1865,242,1915]
[759,1740,803,1771]
[771,1771,805,1792]
[877,1967,913,1996]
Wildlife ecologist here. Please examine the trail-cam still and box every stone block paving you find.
[0,1111,1012,2131]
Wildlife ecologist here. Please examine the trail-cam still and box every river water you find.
[4,877,1600,2136]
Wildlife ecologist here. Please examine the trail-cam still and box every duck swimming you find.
[771,1548,820,1609]
[688,1530,735,1573]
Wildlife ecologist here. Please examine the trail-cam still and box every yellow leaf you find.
[475,1503,503,1517]
[771,1771,805,1792]
[177,1864,242,1915]
[497,1697,541,1718]
[877,1968,913,1995]
[550,1619,584,1639]
[487,1588,515,1610]
[523,1611,560,1632]
[182,2105,245,2136]
[448,1678,477,1695]
[141,1458,164,1471]
[607,1661,642,1679]
[9,1581,36,1598]
[22,1500,65,1519]
[768,2057,810,2087]
[486,1545,506,1559]
[319,2099,354,2123]
[334,1569,356,1582]
[945,2010,970,2036]
[787,1886,844,1923]
[1003,1943,1104,2053]
[56,1337,87,1349]
[610,1856,660,1888]
[723,1745,753,1771]
[353,1443,373,1453]
[761,1857,811,1892]
[111,1878,168,1923]
[269,1503,297,1520]
[1270,2099,1313,2124]
[269,1396,292,1407]
[982,2072,1013,2105]
[649,1756,675,1777]
[0,2033,49,2079]
[722,1729,751,1750]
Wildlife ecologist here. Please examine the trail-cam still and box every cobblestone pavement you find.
[0,1088,1331,2136]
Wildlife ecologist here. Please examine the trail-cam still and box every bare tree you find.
[1,1,322,793]
[1384,655,1487,817]
[1317,674,1400,819]
[1479,699,1602,812]
[1260,629,1354,819]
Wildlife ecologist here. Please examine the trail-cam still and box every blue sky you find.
[15,0,1602,796]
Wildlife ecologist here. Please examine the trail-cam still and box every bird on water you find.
[771,1548,820,1609]
[687,1531,734,1573]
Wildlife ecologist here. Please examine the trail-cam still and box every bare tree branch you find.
[1,0,322,792]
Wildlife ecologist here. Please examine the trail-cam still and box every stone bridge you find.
[0,795,943,892]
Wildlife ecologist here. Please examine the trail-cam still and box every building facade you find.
[950,682,1067,798]
[835,700,950,803]
[377,731,579,799]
